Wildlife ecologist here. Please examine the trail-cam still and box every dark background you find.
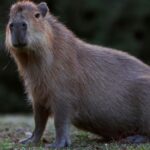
[1,0,150,113]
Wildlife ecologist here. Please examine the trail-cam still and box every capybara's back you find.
[72,44,150,138]
[5,1,150,148]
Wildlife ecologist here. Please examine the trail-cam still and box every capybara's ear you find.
[37,2,49,17]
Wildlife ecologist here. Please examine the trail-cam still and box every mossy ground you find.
[0,115,150,150]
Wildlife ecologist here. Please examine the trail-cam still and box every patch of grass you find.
[0,115,150,150]
[0,139,14,150]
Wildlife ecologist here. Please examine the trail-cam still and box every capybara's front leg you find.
[46,105,71,148]
[20,103,49,145]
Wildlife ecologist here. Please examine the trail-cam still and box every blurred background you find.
[1,0,150,114]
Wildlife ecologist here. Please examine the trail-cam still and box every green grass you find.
[0,115,150,150]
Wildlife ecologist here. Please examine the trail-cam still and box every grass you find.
[0,115,150,150]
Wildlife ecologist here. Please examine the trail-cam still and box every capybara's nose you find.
[9,21,27,31]
[9,21,28,48]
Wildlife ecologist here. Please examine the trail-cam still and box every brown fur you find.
[5,1,150,147]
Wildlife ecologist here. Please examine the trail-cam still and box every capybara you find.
[5,0,150,148]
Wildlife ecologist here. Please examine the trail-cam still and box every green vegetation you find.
[0,116,150,150]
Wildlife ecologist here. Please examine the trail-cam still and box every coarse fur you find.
[5,0,150,148]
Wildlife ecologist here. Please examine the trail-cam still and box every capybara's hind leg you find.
[120,135,149,144]
[135,77,150,139]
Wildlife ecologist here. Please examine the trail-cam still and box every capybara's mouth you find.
[13,42,27,48]
[11,33,28,48]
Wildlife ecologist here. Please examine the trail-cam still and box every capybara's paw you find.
[45,139,71,148]
[19,136,39,145]
[120,135,150,144]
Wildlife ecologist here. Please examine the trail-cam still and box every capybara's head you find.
[6,1,52,51]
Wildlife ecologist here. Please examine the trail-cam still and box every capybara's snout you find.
[9,20,28,48]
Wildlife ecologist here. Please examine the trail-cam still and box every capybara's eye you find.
[35,13,40,19]
[9,23,14,30]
